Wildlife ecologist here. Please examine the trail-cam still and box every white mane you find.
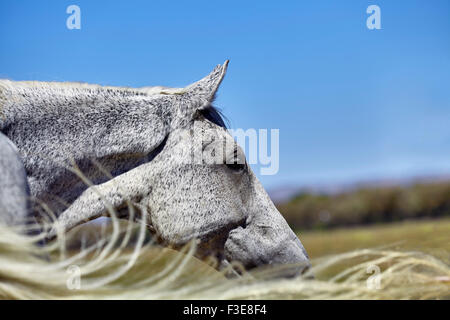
[0,79,186,97]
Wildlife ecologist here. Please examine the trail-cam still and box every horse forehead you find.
[194,120,229,137]
[164,121,234,159]
[191,121,236,148]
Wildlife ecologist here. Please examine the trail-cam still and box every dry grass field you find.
[299,218,450,260]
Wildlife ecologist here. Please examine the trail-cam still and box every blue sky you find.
[1,0,449,189]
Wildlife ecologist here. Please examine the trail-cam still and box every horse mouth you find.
[193,218,247,261]
[150,218,247,267]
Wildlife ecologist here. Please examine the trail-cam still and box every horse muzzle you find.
[223,224,311,278]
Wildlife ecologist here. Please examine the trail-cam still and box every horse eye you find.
[226,162,247,173]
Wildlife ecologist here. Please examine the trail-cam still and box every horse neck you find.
[1,83,173,208]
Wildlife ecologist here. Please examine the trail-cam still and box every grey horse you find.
[0,61,310,274]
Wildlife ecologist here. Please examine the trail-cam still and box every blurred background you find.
[1,0,449,259]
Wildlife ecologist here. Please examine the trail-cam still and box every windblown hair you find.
[0,216,449,299]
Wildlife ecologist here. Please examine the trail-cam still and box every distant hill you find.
[274,177,450,231]
[268,174,450,204]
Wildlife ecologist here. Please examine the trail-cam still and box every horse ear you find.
[167,61,229,130]
[185,60,229,103]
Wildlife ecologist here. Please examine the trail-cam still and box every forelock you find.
[199,105,227,129]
